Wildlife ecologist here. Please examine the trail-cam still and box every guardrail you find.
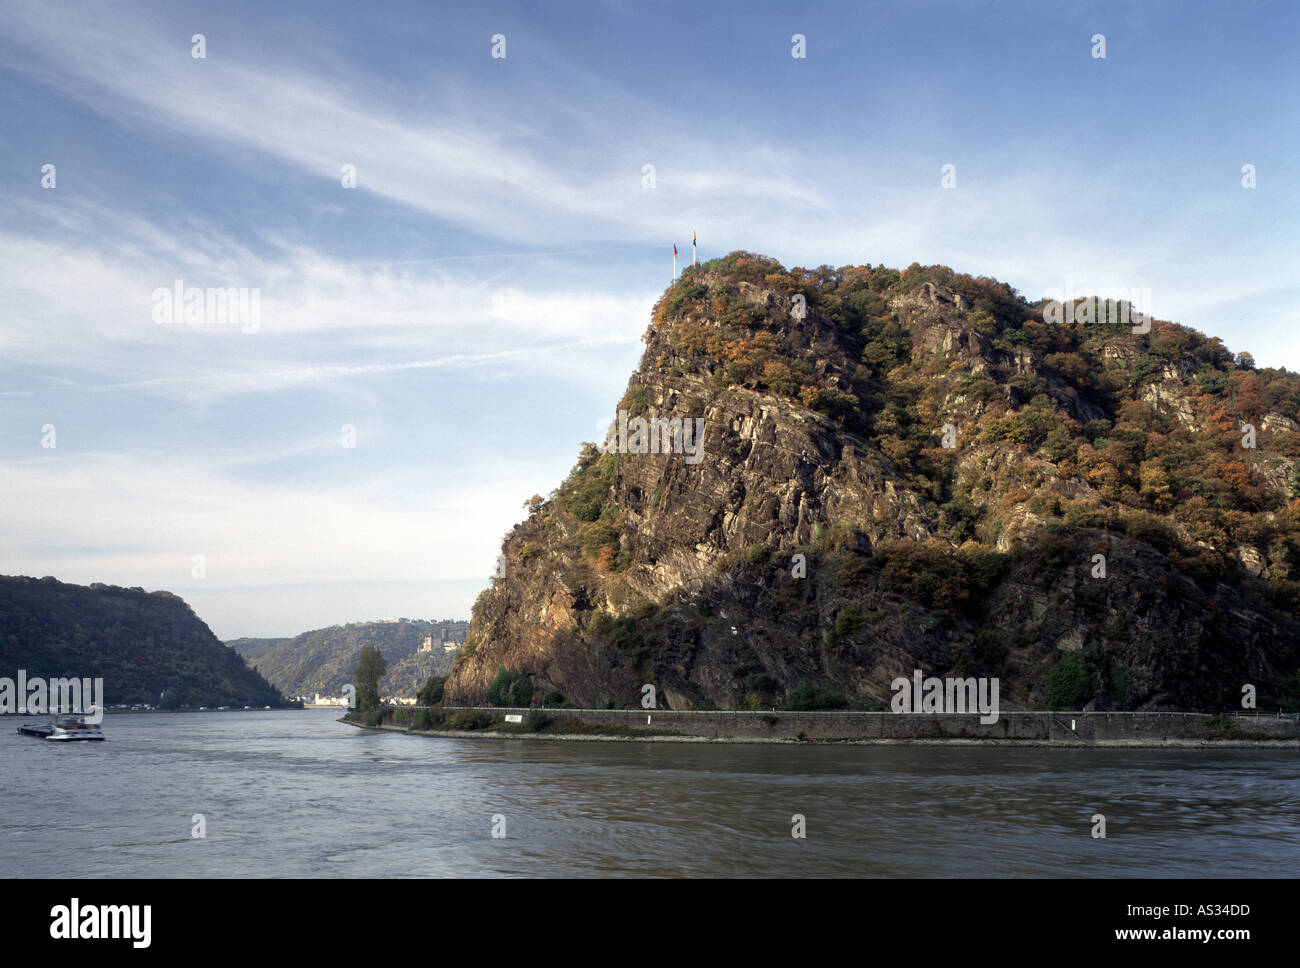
[386,705,1299,721]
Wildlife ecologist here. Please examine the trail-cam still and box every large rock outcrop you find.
[443,253,1300,713]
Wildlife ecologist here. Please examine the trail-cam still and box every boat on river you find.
[16,712,106,741]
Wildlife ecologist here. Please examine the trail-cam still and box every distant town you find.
[299,694,419,707]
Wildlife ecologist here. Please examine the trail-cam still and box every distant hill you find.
[0,575,288,708]
[225,637,289,661]
[228,620,467,698]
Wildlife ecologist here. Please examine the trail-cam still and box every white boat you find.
[16,712,106,741]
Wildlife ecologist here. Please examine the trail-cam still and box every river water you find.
[1,710,1296,877]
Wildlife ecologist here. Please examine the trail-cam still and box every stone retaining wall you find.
[373,707,1298,744]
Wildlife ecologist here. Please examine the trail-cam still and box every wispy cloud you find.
[0,447,536,590]
[87,336,640,402]
[0,196,655,405]
[0,1,830,246]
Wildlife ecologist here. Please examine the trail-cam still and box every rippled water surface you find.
[2,710,1296,877]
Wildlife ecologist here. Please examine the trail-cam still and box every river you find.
[2,710,1296,877]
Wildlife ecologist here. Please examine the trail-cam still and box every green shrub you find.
[417,675,445,706]
[1109,664,1133,710]
[447,710,495,730]
[958,548,1011,593]
[811,389,860,423]
[570,477,607,522]
[876,538,972,615]
[942,494,982,542]
[836,554,871,585]
[1279,671,1300,713]
[1045,652,1089,709]
[413,707,436,730]
[624,386,649,416]
[740,690,769,710]
[487,667,534,707]
[605,619,650,671]
[661,278,707,319]
[745,672,776,693]
[523,710,553,732]
[785,681,847,710]
[581,520,620,557]
[834,607,863,639]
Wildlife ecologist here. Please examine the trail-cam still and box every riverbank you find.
[341,706,1300,748]
[97,706,303,714]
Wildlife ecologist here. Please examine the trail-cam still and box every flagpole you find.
[673,244,678,280]
[692,227,697,266]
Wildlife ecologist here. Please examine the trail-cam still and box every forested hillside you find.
[230,620,466,697]
[0,575,288,708]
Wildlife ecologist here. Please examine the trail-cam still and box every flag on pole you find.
[673,243,678,280]
[692,227,697,265]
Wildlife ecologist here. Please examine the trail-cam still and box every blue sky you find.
[2,0,1297,639]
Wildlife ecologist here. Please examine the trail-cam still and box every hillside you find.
[229,620,467,698]
[225,637,289,662]
[0,575,288,708]
[442,252,1300,713]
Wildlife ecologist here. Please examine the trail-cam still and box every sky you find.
[1,0,1297,639]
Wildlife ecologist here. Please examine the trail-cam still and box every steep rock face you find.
[445,254,1300,712]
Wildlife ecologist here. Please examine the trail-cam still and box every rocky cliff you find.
[443,253,1300,712]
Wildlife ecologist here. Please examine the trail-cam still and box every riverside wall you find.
[361,706,1300,745]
